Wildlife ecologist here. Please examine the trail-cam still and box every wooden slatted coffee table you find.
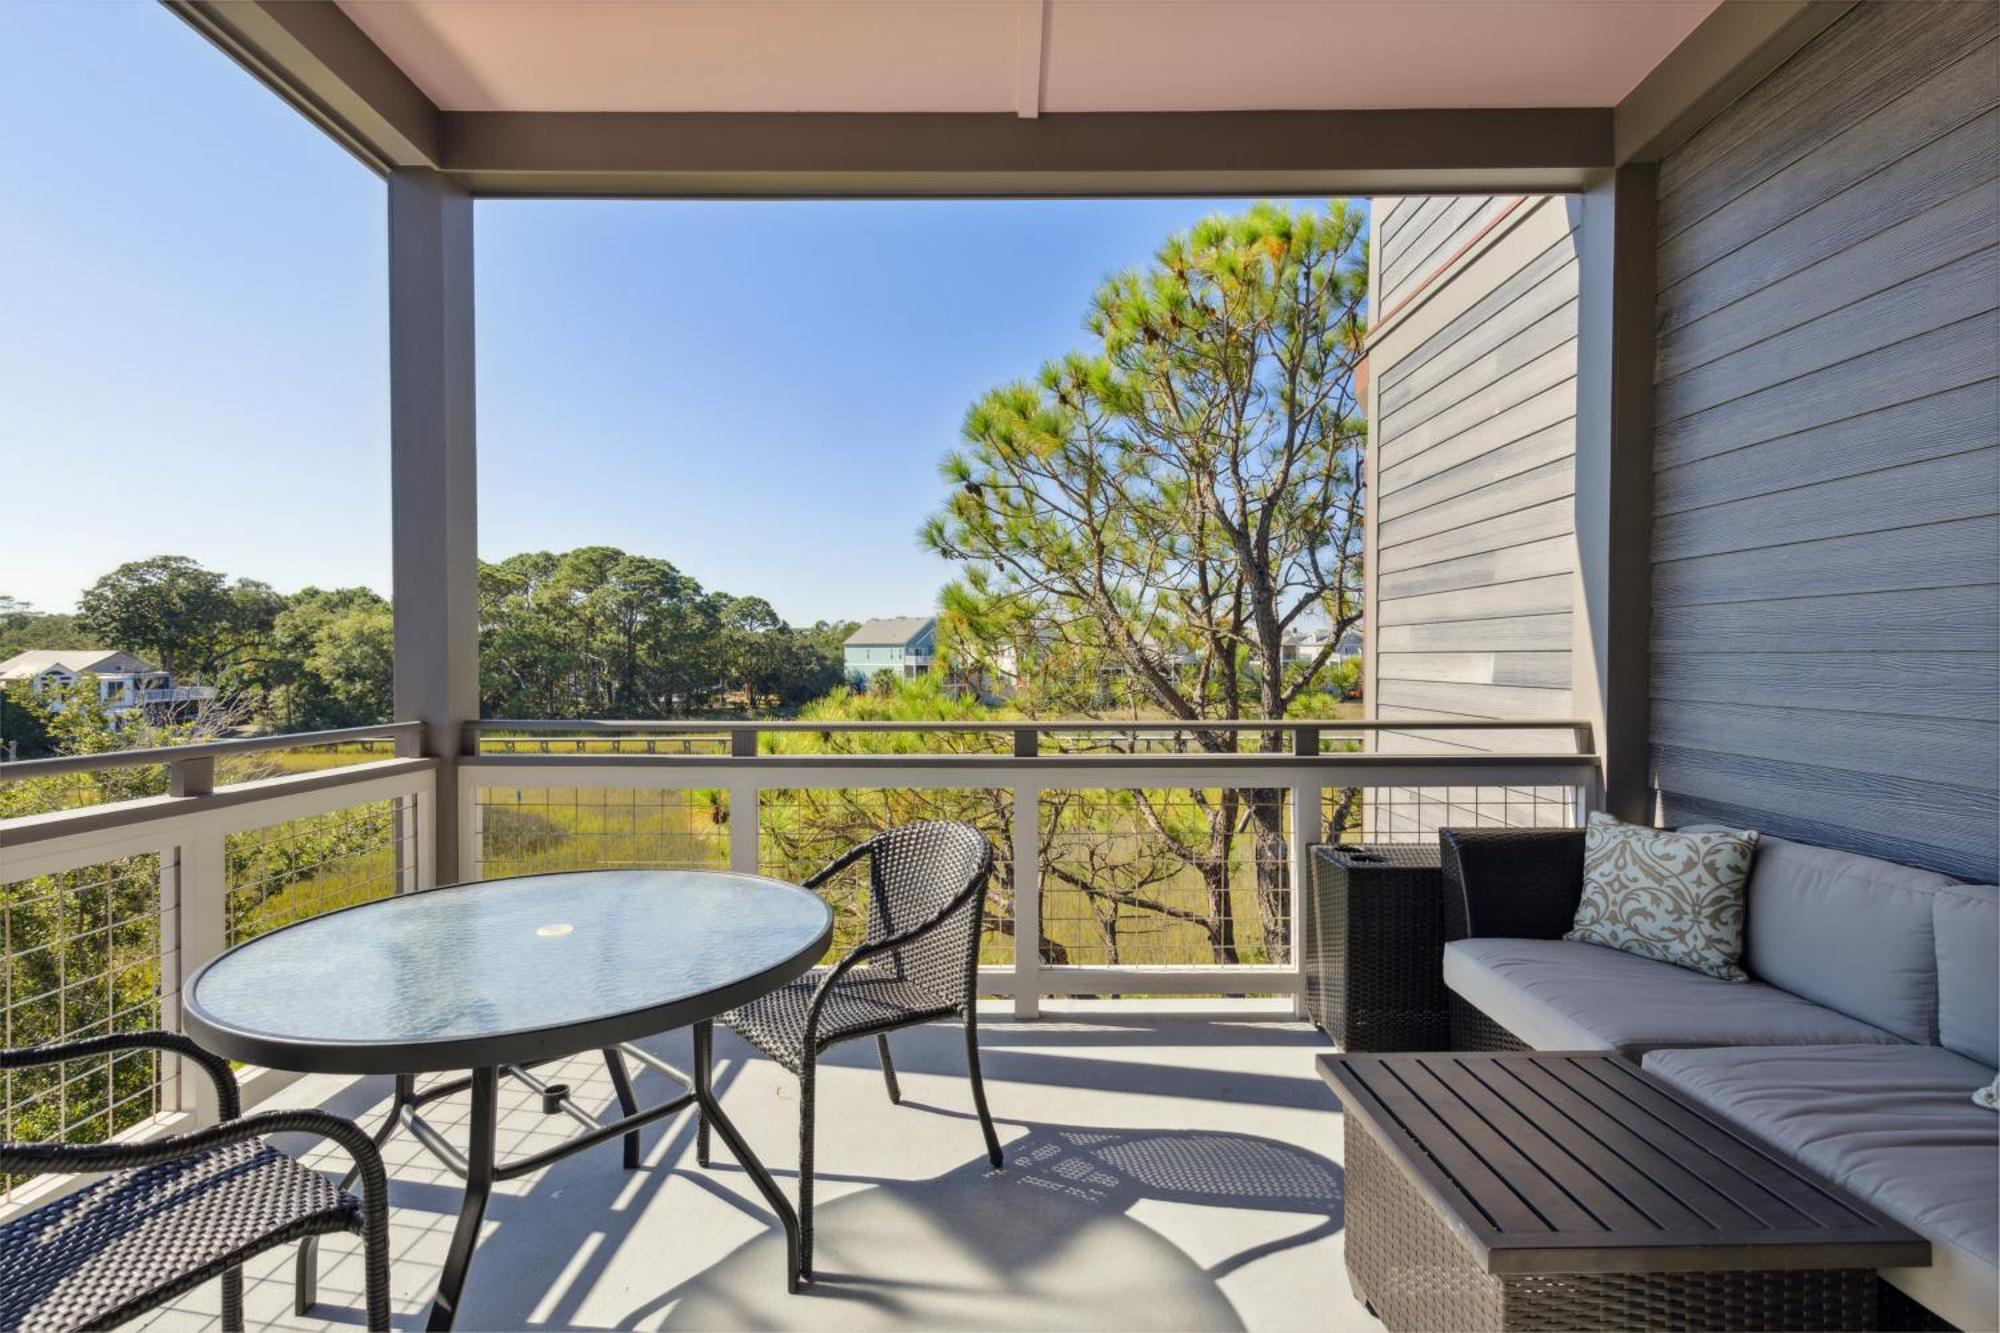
[1317,1052,1928,1332]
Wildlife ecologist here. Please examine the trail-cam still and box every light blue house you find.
[843,617,936,687]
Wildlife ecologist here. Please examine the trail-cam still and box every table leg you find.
[298,1072,414,1316]
[427,1066,499,1332]
[602,1047,643,1169]
[692,1020,804,1292]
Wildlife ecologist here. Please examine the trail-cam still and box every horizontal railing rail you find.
[0,721,425,783]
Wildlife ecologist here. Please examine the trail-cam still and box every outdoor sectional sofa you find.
[1438,827,2000,1332]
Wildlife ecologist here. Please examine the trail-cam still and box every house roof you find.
[0,649,155,682]
[845,617,935,648]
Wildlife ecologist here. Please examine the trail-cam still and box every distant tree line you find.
[0,548,854,754]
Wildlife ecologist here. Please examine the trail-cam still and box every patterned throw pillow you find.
[1565,812,1759,980]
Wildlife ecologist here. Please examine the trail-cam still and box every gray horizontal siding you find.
[1373,196,1577,759]
[1650,0,2000,882]
[1375,195,1515,314]
[1368,195,1582,842]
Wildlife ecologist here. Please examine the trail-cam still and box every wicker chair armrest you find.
[1439,827,1586,942]
[0,1107,389,1228]
[1,1030,240,1121]
[800,840,877,892]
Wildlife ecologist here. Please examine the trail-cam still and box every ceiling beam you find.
[1613,0,1856,164]
[439,108,1613,199]
[163,0,441,173]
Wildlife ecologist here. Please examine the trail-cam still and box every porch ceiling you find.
[166,0,1840,195]
[332,0,1722,116]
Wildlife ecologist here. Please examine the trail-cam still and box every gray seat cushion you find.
[1742,835,1953,1044]
[1443,937,1908,1057]
[1935,884,1999,1067]
[1643,1044,2000,1333]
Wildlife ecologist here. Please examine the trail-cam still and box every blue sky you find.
[2,2,1301,626]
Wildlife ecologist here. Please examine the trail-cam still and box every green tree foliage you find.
[265,587,396,729]
[76,556,240,678]
[925,200,1368,962]
[23,551,842,730]
[0,683,53,760]
[0,603,92,658]
[478,548,843,718]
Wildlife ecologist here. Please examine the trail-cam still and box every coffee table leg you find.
[692,1019,803,1292]
[298,1072,414,1316]
[428,1066,499,1332]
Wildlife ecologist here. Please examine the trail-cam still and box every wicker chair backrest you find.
[860,821,993,1010]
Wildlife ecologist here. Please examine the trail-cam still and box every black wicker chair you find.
[0,1030,391,1332]
[697,820,1005,1282]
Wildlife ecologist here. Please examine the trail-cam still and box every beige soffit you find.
[335,0,1722,116]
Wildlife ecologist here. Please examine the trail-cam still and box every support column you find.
[1573,164,1658,822]
[389,168,479,884]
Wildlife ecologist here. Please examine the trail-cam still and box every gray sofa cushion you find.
[1742,835,1951,1044]
[1935,885,1999,1067]
[1443,937,1907,1057]
[1644,1044,2000,1333]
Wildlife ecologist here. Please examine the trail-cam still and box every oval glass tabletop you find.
[184,869,833,1074]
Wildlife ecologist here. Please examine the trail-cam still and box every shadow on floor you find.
[650,1119,1344,1331]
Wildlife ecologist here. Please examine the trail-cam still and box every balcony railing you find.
[0,715,1595,1207]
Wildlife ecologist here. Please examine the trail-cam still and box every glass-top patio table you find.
[183,869,834,1330]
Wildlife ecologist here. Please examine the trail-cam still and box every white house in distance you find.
[0,649,217,715]
[842,617,936,686]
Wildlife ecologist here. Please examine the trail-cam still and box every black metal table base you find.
[296,1027,801,1331]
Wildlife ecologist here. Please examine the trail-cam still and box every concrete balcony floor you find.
[138,1004,1365,1332]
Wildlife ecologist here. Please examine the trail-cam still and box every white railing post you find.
[171,828,228,1124]
[1011,783,1041,1019]
[155,843,186,1116]
[459,777,481,884]
[729,781,761,875]
[414,783,438,890]
[730,731,762,875]
[1288,780,1321,1021]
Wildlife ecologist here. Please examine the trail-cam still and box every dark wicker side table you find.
[1304,844,1445,1050]
[1318,1052,1929,1332]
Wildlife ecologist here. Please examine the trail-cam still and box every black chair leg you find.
[964,1014,1003,1169]
[875,1033,901,1104]
[798,1057,817,1280]
[221,1265,245,1332]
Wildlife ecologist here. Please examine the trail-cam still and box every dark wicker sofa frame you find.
[697,821,1005,1283]
[0,1030,390,1332]
[1439,826,1585,1051]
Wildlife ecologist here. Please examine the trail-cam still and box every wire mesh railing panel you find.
[3,854,168,1201]
[1039,786,1292,968]
[473,785,729,880]
[756,789,1015,968]
[225,798,413,946]
[1356,785,1580,843]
